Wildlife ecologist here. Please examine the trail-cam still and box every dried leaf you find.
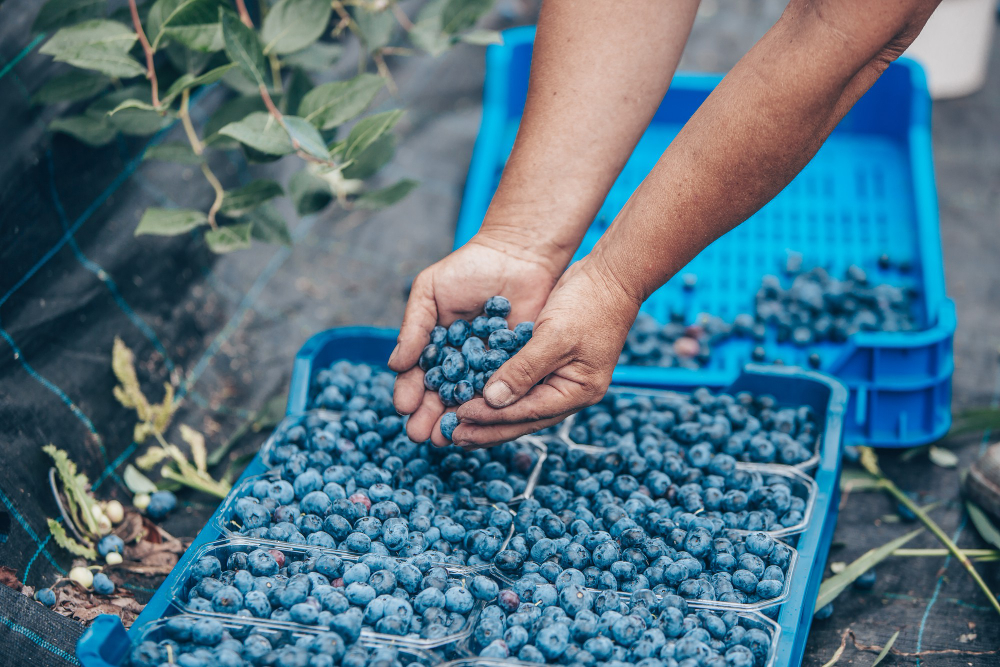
[135,446,169,471]
[929,445,959,468]
[966,501,1000,551]
[48,519,97,560]
[0,567,23,591]
[112,337,150,421]
[180,424,207,474]
[817,528,923,609]
[44,444,100,536]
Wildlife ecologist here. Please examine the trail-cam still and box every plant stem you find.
[128,0,160,107]
[860,447,1000,617]
[161,467,229,499]
[390,3,414,30]
[179,89,221,230]
[269,52,283,95]
[373,51,397,95]
[235,0,254,28]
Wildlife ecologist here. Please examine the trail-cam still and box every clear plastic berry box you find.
[453,606,781,667]
[557,385,822,471]
[259,410,548,506]
[212,473,515,575]
[122,614,448,667]
[456,27,954,449]
[167,539,486,651]
[489,534,799,615]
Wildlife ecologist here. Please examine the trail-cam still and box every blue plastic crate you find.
[78,327,846,667]
[455,26,954,448]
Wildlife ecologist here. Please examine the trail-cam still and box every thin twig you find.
[847,629,999,658]
[860,447,1000,617]
[373,51,397,94]
[235,0,254,28]
[179,90,204,155]
[268,52,283,95]
[128,0,159,107]
[200,164,225,230]
[390,2,414,30]
[179,90,221,230]
[379,46,415,56]
[820,629,850,667]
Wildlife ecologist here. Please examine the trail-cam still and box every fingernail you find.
[387,345,399,366]
[484,380,514,408]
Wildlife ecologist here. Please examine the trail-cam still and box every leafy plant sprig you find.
[34,0,500,252]
[112,337,230,498]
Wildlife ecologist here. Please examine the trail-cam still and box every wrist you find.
[473,209,582,279]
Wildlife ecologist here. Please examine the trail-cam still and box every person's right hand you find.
[388,233,565,446]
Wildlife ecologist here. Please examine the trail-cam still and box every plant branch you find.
[269,52,283,96]
[390,2,414,30]
[179,90,221,230]
[235,0,254,28]
[860,447,1000,617]
[179,90,204,155]
[200,164,225,230]
[373,51,397,95]
[128,0,159,107]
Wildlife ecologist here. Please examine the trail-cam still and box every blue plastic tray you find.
[455,26,953,448]
[78,327,846,667]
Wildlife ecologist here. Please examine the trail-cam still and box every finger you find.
[452,414,566,450]
[405,390,445,443]
[388,272,437,372]
[481,325,567,409]
[393,367,426,415]
[457,376,585,425]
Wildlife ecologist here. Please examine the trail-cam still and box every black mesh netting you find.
[0,1,999,666]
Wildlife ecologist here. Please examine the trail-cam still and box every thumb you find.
[483,326,566,408]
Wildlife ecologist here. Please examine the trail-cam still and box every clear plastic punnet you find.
[169,539,486,650]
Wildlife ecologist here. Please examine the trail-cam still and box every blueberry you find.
[191,556,222,581]
[454,380,475,404]
[853,569,877,590]
[191,618,223,645]
[447,319,472,347]
[469,575,500,601]
[430,326,448,346]
[472,316,492,338]
[247,549,279,576]
[488,329,518,352]
[514,322,534,347]
[419,344,443,371]
[424,366,446,391]
[814,602,834,620]
[147,490,177,519]
[445,586,475,613]
[485,296,512,318]
[442,349,469,382]
[97,535,125,558]
[34,588,56,607]
[440,412,460,441]
[535,622,570,659]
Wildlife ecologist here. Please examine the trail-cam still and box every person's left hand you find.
[451,254,642,449]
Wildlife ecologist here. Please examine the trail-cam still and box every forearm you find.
[477,0,700,274]
[592,0,939,302]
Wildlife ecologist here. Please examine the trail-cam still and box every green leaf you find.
[220,179,284,216]
[55,45,147,78]
[33,0,106,33]
[460,28,502,46]
[203,95,267,143]
[49,115,116,146]
[408,0,451,56]
[341,110,403,162]
[218,111,294,155]
[153,0,228,52]
[160,62,236,107]
[205,222,253,252]
[89,87,173,135]
[341,132,394,180]
[298,73,384,130]
[352,6,395,52]
[219,65,262,95]
[353,179,417,210]
[163,39,215,74]
[928,445,959,468]
[281,41,341,71]
[441,0,493,34]
[221,9,267,86]
[816,528,922,609]
[288,169,332,215]
[261,0,332,55]
[244,204,292,246]
[123,464,159,494]
[32,71,109,104]
[135,208,209,236]
[48,519,97,560]
[284,115,330,159]
[966,501,1000,551]
[41,19,137,55]
[871,630,899,667]
[144,142,203,164]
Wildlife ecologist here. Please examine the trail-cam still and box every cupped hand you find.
[388,235,562,445]
[452,254,642,449]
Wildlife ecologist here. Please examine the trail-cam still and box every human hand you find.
[388,234,563,446]
[451,254,642,448]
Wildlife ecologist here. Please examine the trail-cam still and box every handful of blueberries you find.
[417,296,533,439]
[565,387,816,466]
[471,587,772,667]
[179,547,502,643]
[128,614,438,667]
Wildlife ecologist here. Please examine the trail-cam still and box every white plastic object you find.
[904,0,997,99]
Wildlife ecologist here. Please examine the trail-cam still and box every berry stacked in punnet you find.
[566,387,816,466]
[470,588,773,667]
[127,615,439,667]
[417,296,533,440]
[179,547,501,642]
